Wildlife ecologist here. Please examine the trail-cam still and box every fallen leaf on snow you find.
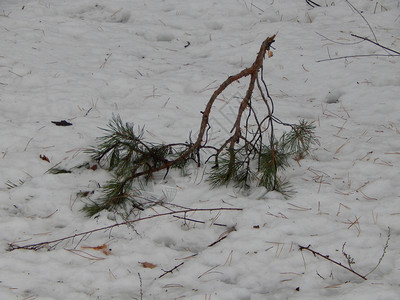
[39,154,50,162]
[140,262,157,269]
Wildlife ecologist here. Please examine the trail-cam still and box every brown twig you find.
[138,273,143,300]
[208,225,237,247]
[305,0,321,7]
[8,207,242,251]
[173,215,227,227]
[158,262,184,278]
[299,244,367,280]
[117,35,277,181]
[351,34,400,55]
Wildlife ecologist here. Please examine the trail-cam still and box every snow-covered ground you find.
[1,0,400,299]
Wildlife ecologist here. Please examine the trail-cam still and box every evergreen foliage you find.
[208,121,317,192]
[81,115,192,216]
[72,35,319,217]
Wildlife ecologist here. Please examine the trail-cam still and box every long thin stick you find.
[345,0,377,42]
[317,34,400,62]
[299,245,367,280]
[351,34,400,55]
[317,53,398,62]
[8,207,242,251]
[305,0,321,7]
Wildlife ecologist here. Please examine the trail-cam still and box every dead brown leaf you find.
[81,243,112,255]
[140,262,157,269]
[40,154,50,163]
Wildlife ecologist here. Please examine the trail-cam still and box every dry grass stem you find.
[198,265,221,279]
[287,203,311,211]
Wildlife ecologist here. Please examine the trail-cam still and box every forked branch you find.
[300,228,390,282]
[299,244,367,280]
[74,34,317,216]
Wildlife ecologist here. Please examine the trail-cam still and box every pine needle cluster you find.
[81,115,192,216]
[81,116,317,217]
[208,120,317,192]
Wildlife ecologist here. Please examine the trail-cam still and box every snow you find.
[1,0,400,299]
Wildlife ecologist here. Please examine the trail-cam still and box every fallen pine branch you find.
[81,34,318,216]
[7,207,242,251]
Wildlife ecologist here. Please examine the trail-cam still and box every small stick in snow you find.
[138,272,143,300]
[300,227,391,281]
[173,215,227,227]
[299,245,367,280]
[158,262,184,278]
[345,0,377,42]
[208,225,236,247]
[198,265,221,279]
[317,53,399,62]
[305,0,321,8]
[351,34,400,55]
[100,53,112,69]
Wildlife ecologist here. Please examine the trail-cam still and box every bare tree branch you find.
[8,207,242,251]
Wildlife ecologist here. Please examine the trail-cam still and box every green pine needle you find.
[208,148,255,189]
[80,113,318,216]
[281,120,318,159]
[81,179,143,217]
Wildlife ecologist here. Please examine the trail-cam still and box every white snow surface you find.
[1,0,400,299]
